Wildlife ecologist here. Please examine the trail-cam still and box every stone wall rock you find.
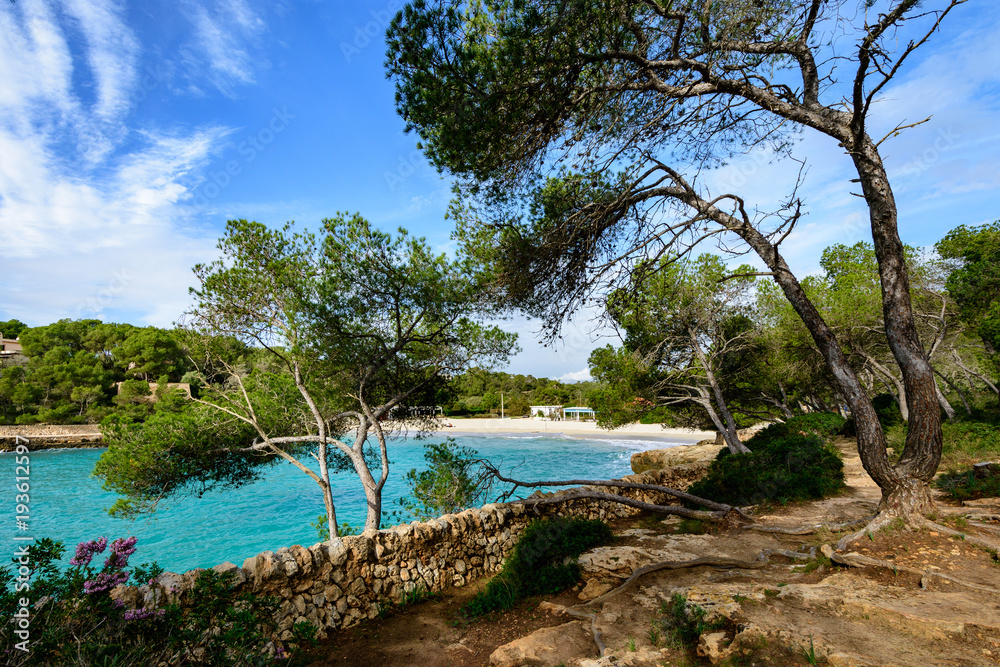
[630,444,723,473]
[113,464,713,638]
[0,424,103,449]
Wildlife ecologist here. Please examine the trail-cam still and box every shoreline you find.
[0,419,716,452]
[432,418,714,443]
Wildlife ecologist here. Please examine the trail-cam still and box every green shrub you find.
[657,593,725,648]
[934,468,1000,501]
[463,517,613,618]
[784,412,845,436]
[687,426,845,506]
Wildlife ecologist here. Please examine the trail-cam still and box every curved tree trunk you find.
[681,182,931,518]
[348,421,384,532]
[689,331,750,454]
[851,136,943,497]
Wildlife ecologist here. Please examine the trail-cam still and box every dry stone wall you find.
[113,463,709,641]
[0,424,103,449]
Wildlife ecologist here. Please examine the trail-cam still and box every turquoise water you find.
[0,432,699,574]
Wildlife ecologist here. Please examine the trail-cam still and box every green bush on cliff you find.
[462,517,613,618]
[687,425,845,507]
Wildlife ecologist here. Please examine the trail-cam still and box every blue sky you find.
[1,0,999,382]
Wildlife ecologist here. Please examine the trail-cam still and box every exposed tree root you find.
[490,471,750,521]
[833,510,1000,553]
[760,547,815,561]
[565,551,773,657]
[831,551,1000,595]
[747,516,872,536]
[835,510,916,551]
[967,520,1000,536]
[515,489,752,525]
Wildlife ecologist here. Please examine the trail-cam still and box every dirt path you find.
[305,439,1000,666]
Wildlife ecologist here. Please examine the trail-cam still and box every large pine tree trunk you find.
[693,194,932,518]
[851,136,943,499]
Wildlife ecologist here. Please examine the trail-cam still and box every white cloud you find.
[0,1,232,327]
[61,0,140,124]
[558,368,593,383]
[179,0,268,98]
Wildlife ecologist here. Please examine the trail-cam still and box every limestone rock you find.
[973,461,1000,479]
[579,647,667,667]
[489,621,595,667]
[578,579,616,601]
[538,601,568,616]
[578,538,715,579]
[630,444,723,473]
[696,631,730,664]
[212,561,245,586]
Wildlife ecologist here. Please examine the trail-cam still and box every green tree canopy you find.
[589,253,758,452]
[387,0,965,519]
[96,215,518,537]
[113,327,187,382]
[0,319,27,339]
[936,222,1000,356]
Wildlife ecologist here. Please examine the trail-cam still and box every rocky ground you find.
[305,439,1000,666]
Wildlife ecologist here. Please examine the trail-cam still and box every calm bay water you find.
[1,432,697,573]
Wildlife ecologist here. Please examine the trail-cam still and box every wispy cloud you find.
[0,0,231,326]
[61,0,140,124]
[179,0,268,98]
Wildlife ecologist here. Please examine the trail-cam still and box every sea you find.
[0,432,699,574]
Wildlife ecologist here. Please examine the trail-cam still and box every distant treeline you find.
[0,320,203,425]
[0,318,605,424]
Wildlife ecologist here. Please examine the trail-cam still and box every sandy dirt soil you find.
[304,438,1000,667]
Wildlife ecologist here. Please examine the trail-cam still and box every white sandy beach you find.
[435,417,714,443]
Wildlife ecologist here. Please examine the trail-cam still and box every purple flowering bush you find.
[1,536,317,665]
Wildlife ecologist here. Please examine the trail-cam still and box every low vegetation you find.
[656,593,726,649]
[461,517,613,618]
[686,415,846,507]
[0,537,316,665]
[934,468,1000,501]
